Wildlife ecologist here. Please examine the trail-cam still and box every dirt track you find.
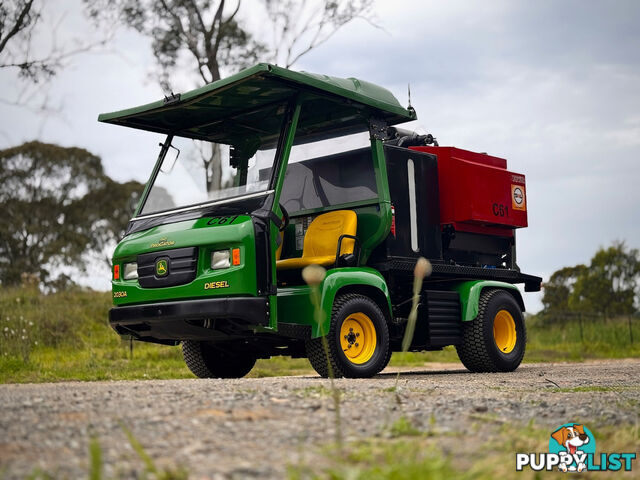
[1,360,639,479]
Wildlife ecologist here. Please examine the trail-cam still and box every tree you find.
[543,241,640,316]
[541,264,587,313]
[0,1,48,82]
[86,0,373,88]
[569,241,640,316]
[265,0,375,68]
[0,1,110,116]
[86,177,146,263]
[85,0,374,189]
[0,141,143,287]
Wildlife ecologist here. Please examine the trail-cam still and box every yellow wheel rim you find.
[339,312,377,364]
[493,309,517,354]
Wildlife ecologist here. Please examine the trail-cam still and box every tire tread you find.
[456,289,525,373]
[306,293,389,378]
[182,341,256,378]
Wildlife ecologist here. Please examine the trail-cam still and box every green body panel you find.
[267,101,302,329]
[452,280,525,321]
[277,267,391,338]
[362,138,392,263]
[111,216,257,306]
[98,64,415,142]
[276,285,315,331]
[371,138,391,204]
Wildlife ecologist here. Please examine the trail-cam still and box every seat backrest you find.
[303,210,357,259]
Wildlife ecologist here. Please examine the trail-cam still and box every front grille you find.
[137,247,198,288]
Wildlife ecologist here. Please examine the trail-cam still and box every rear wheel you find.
[182,341,256,378]
[306,293,390,378]
[455,289,526,372]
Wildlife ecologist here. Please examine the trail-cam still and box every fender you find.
[452,280,525,322]
[316,267,392,338]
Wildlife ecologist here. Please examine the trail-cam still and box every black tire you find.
[380,341,393,373]
[456,289,526,373]
[305,293,390,378]
[182,341,256,378]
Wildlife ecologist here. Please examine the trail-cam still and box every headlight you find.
[211,250,230,269]
[123,262,138,280]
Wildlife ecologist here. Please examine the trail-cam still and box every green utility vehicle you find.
[102,64,541,378]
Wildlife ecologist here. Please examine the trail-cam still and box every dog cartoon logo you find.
[549,423,596,472]
[518,422,635,472]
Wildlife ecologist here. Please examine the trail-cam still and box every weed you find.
[25,427,188,479]
[389,416,421,437]
[89,436,103,480]
[551,385,637,393]
[289,437,461,480]
[297,385,334,397]
[303,264,343,449]
[389,258,432,404]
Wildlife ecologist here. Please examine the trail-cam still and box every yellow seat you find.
[276,210,357,270]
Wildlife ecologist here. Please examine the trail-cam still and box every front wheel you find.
[455,289,526,372]
[306,293,390,378]
[182,341,256,378]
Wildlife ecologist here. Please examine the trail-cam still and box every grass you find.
[0,286,315,383]
[20,411,639,478]
[549,385,640,393]
[524,313,640,362]
[295,385,335,397]
[251,356,314,377]
[289,437,462,480]
[388,347,461,367]
[289,417,640,479]
[388,416,422,437]
[25,427,189,480]
[0,286,193,383]
[1,286,639,383]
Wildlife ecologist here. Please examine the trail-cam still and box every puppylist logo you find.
[516,423,636,473]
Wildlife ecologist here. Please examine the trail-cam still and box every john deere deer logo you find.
[155,259,168,277]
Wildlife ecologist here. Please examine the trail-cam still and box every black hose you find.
[386,127,439,147]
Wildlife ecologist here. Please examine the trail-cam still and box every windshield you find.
[139,102,286,216]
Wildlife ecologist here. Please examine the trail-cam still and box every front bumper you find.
[109,297,269,342]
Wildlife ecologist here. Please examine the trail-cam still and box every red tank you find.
[409,146,527,237]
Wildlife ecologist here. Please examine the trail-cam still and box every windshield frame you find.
[133,99,296,220]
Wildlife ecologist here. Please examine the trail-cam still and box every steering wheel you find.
[278,203,290,232]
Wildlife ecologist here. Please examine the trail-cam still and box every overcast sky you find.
[2,0,639,311]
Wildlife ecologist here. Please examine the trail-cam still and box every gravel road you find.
[1,359,639,479]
